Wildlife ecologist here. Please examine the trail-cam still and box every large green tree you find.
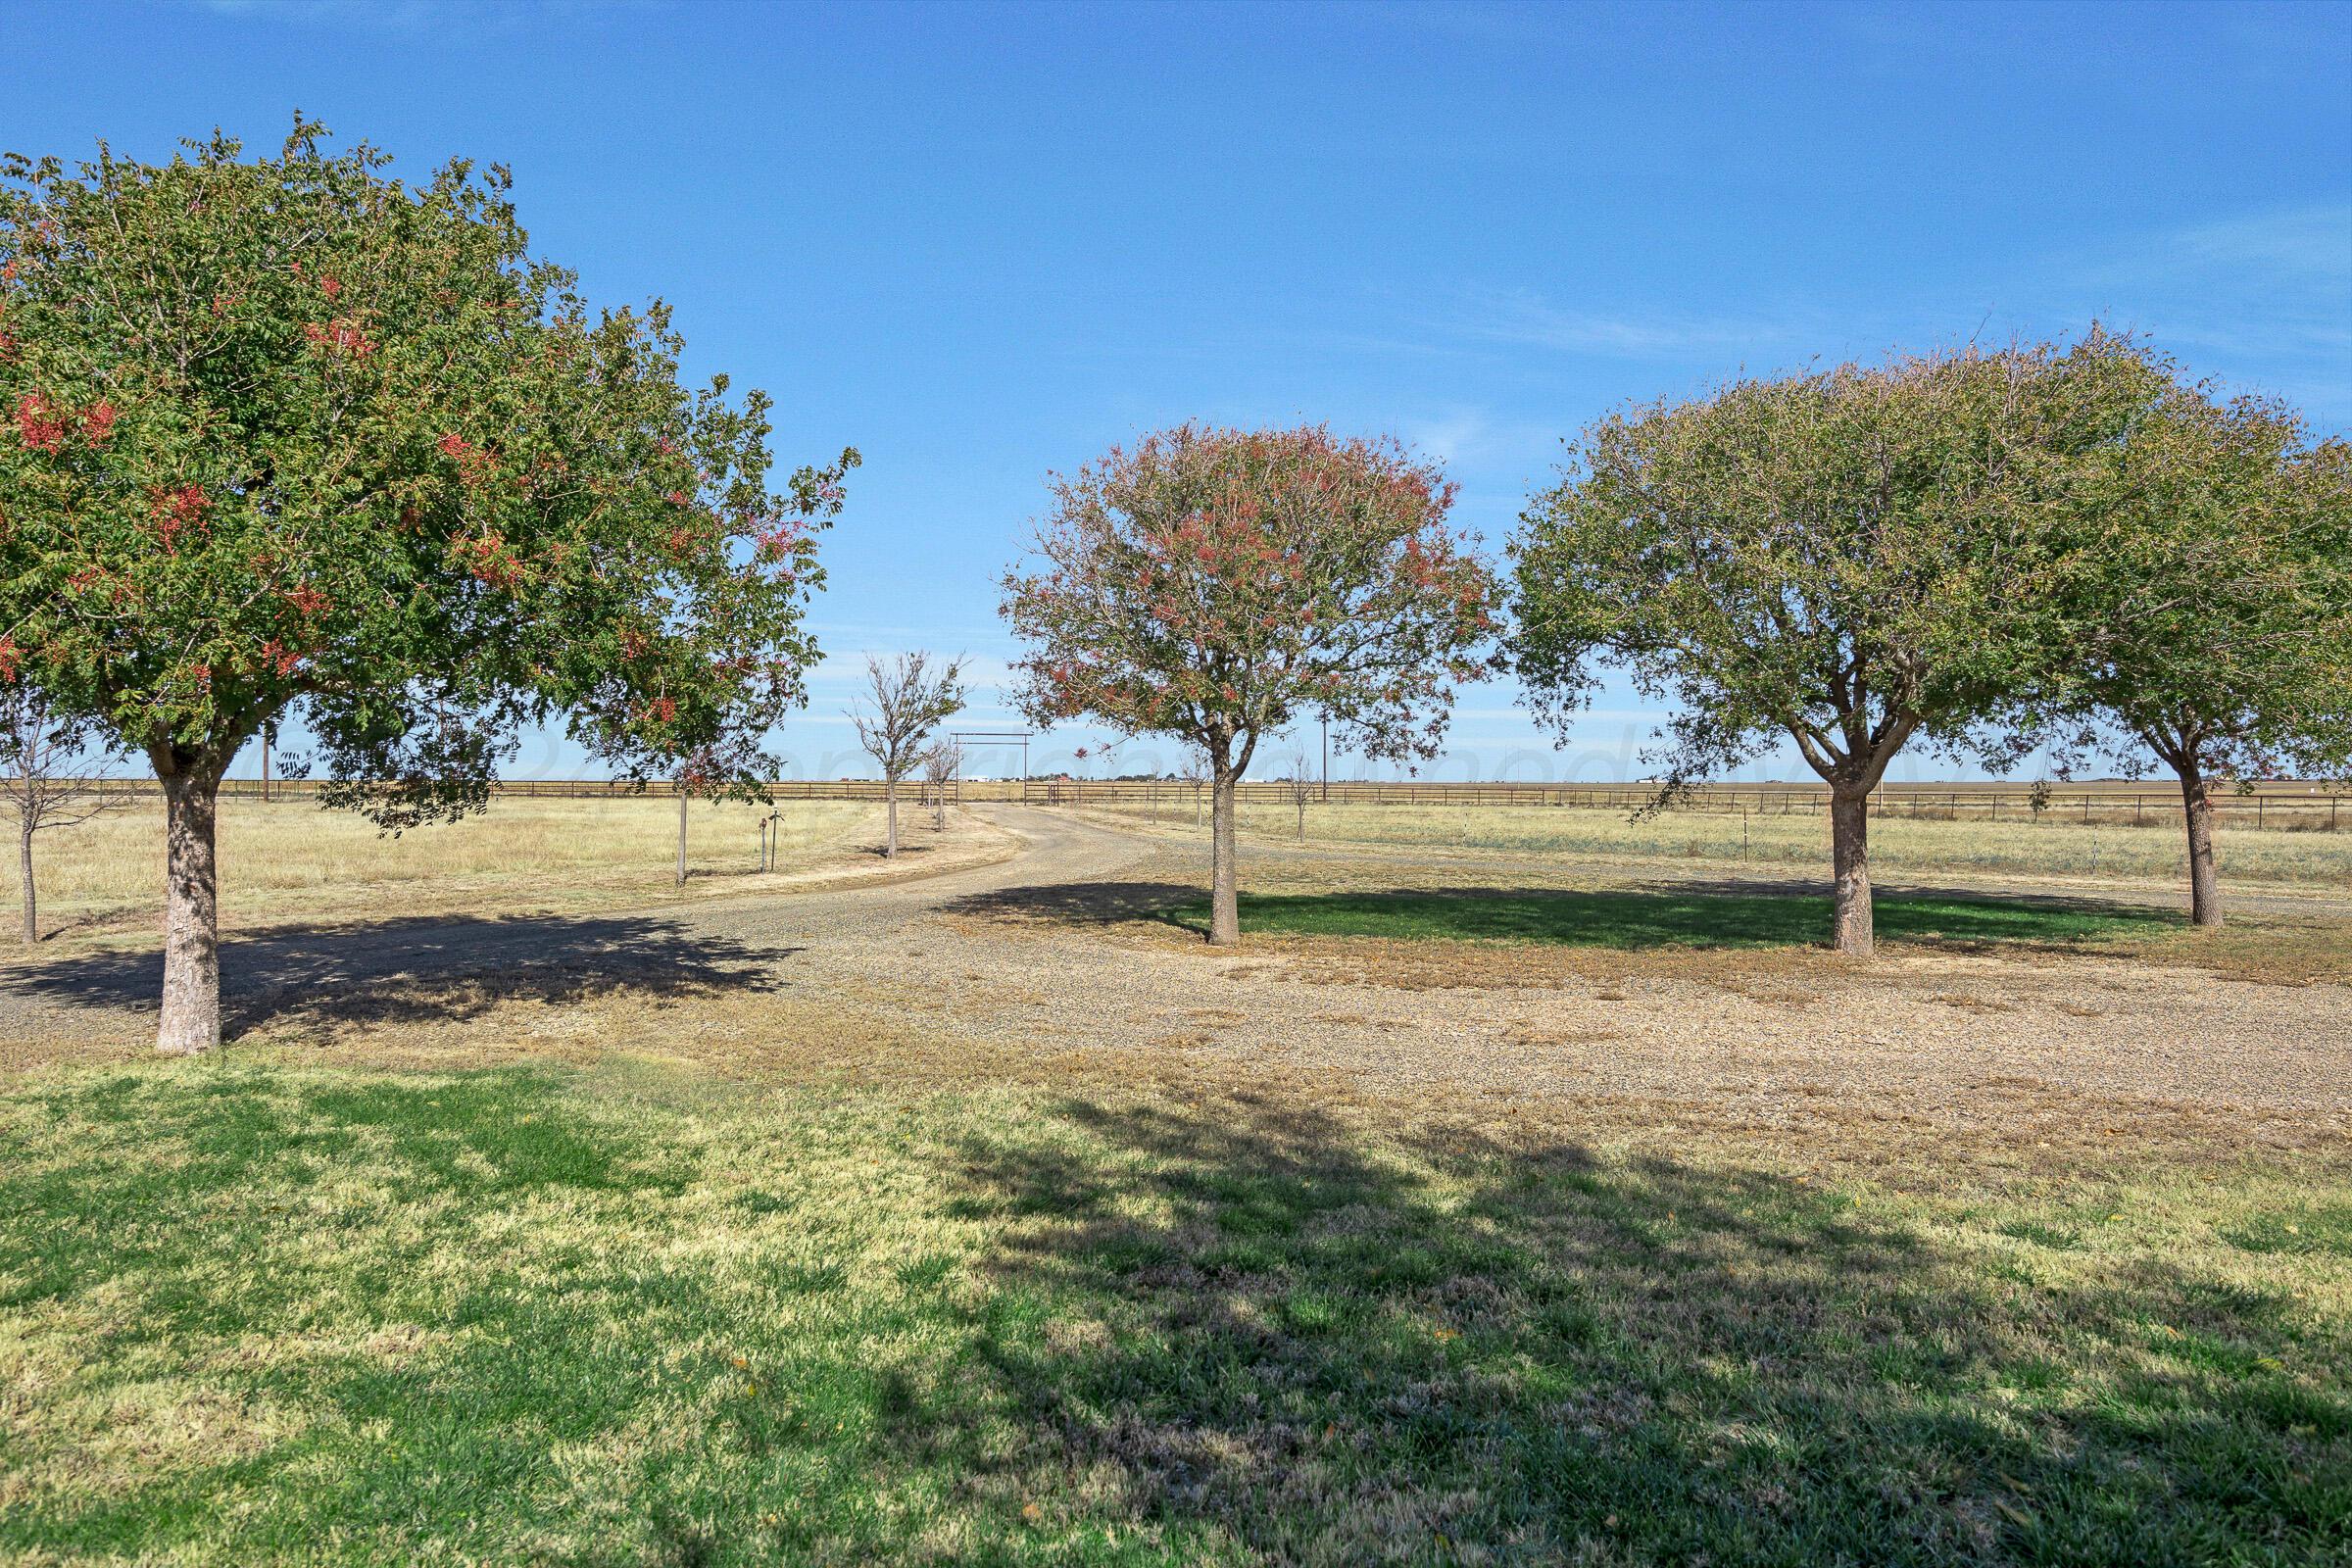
[1002,424,1497,945]
[2029,351,2351,926]
[1512,340,2136,956]
[0,123,854,1052]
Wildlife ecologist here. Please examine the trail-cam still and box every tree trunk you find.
[1209,762,1240,946]
[1206,800,1219,899]
[1829,786,1874,957]
[2178,761,2223,928]
[18,822,34,945]
[157,764,223,1054]
[885,779,899,858]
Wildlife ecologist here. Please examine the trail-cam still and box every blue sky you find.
[8,0,2348,783]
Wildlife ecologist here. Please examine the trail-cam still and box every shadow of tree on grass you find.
[914,1095,2341,1563]
[939,873,2179,955]
[0,911,799,1039]
[0,1070,2339,1564]
[1152,886,2180,951]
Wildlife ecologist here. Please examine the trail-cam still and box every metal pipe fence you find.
[1041,779,2347,830]
[59,775,2350,830]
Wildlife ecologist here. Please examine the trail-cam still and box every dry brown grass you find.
[1077,798,2352,890]
[40,793,871,900]
[3,798,1026,944]
[2101,917,2352,986]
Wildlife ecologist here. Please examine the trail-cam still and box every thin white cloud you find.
[1451,286,1797,359]
[2051,204,2352,425]
[2168,206,2352,283]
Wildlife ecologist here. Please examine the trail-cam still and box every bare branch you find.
[847,652,968,785]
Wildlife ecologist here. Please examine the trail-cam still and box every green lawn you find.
[2,1061,2344,1565]
[1161,887,2177,951]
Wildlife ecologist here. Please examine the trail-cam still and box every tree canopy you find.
[0,122,855,1049]
[2022,344,2352,924]
[1511,339,2138,954]
[1002,423,1497,943]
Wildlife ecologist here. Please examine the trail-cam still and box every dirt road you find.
[5,807,2346,1152]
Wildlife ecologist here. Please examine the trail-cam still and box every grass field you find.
[1092,801,2352,890]
[2,1055,2344,1566]
[1129,858,2350,988]
[4,801,2346,1563]
[5,798,877,937]
[1163,888,2178,950]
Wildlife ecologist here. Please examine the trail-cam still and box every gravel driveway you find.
[6,807,2346,1152]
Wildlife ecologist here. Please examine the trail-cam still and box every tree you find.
[1177,742,1209,828]
[1512,340,2132,956]
[1287,744,1312,840]
[847,651,965,857]
[2026,350,2352,926]
[1002,423,1498,945]
[1,684,128,943]
[923,735,961,830]
[0,122,854,1052]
